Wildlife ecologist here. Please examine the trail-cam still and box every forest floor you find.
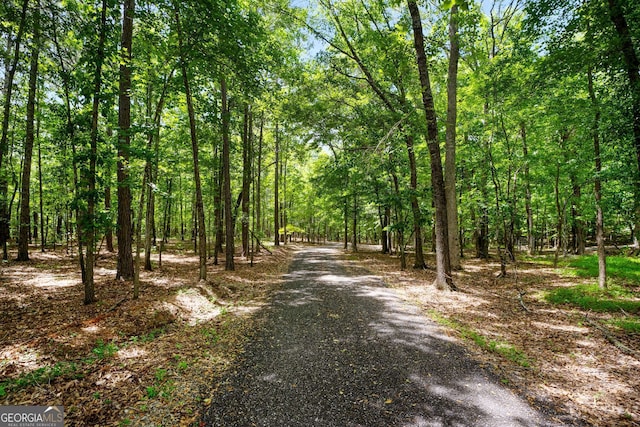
[344,246,640,427]
[1,242,639,426]
[0,241,296,426]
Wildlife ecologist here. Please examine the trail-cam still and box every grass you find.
[545,283,640,313]
[0,362,81,396]
[427,310,531,367]
[566,255,640,283]
[92,339,119,360]
[606,318,640,334]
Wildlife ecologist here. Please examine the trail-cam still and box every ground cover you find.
[0,242,295,426]
[345,247,640,426]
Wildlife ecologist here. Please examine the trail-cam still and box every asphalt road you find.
[202,246,565,427]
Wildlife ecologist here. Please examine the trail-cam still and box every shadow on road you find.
[202,246,561,427]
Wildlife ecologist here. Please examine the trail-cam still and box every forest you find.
[1,0,639,425]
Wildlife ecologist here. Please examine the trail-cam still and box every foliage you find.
[545,283,640,313]
[567,256,640,283]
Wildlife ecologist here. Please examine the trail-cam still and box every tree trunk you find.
[352,193,358,252]
[274,123,280,247]
[407,134,425,268]
[133,159,148,299]
[570,183,585,255]
[241,104,250,257]
[17,3,40,261]
[608,0,640,246]
[104,179,114,252]
[221,77,234,271]
[522,123,534,255]
[144,72,171,271]
[116,0,135,281]
[407,0,454,290]
[256,113,263,252]
[588,67,607,289]
[445,4,461,270]
[213,145,223,263]
[175,5,206,280]
[37,104,44,252]
[553,164,563,268]
[0,0,29,260]
[84,0,108,304]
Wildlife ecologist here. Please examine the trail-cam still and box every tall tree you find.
[83,0,109,304]
[588,66,607,289]
[0,0,29,260]
[116,0,135,281]
[221,76,234,270]
[407,0,454,290]
[274,122,280,247]
[445,4,461,269]
[607,0,640,248]
[17,0,40,261]
[241,104,251,257]
[174,3,207,280]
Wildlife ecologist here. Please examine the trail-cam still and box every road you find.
[202,246,564,426]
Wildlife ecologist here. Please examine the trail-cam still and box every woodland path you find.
[202,246,562,426]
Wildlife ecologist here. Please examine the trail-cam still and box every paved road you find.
[202,246,564,426]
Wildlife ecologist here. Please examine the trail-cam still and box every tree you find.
[0,0,29,260]
[174,2,207,280]
[221,76,234,271]
[241,104,251,257]
[83,0,109,304]
[445,4,461,270]
[407,0,454,291]
[17,0,40,261]
[607,0,640,245]
[116,0,135,281]
[274,122,280,247]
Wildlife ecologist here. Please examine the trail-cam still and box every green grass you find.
[92,339,119,360]
[129,328,165,344]
[0,362,81,396]
[567,255,640,283]
[427,310,531,367]
[545,283,640,313]
[606,318,640,334]
[201,327,220,344]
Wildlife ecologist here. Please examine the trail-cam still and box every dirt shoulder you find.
[0,243,297,426]
[343,247,640,427]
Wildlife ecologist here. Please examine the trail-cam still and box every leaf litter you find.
[0,243,295,426]
[344,246,640,427]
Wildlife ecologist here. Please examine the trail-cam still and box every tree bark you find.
[116,0,135,281]
[174,4,206,280]
[213,144,223,263]
[522,123,534,255]
[37,101,44,252]
[241,104,251,257]
[255,113,263,252]
[588,67,607,289]
[445,4,461,270]
[607,0,640,246]
[221,77,234,270]
[274,123,280,247]
[553,163,563,268]
[84,0,108,303]
[104,178,114,252]
[407,0,454,290]
[144,72,171,271]
[17,2,40,261]
[0,0,29,260]
[352,193,358,252]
